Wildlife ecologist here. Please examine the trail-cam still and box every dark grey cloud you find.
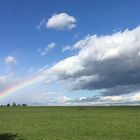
[43,26,140,96]
[102,85,140,96]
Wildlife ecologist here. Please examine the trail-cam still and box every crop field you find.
[0,106,140,140]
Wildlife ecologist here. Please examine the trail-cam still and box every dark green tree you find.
[7,103,10,107]
[12,102,17,107]
[22,104,27,107]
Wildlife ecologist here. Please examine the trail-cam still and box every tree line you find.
[0,102,27,107]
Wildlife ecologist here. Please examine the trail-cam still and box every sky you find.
[0,0,140,105]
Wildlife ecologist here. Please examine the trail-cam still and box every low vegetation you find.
[0,106,140,140]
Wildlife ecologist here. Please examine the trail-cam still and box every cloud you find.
[102,96,123,102]
[62,45,73,52]
[73,35,91,49]
[0,74,21,92]
[102,85,140,96]
[41,26,140,96]
[62,35,91,52]
[0,75,10,90]
[57,96,71,103]
[45,94,133,106]
[130,92,140,101]
[38,42,56,56]
[50,92,140,106]
[74,96,100,103]
[36,19,46,30]
[0,75,8,83]
[48,42,56,49]
[4,56,17,64]
[46,13,76,30]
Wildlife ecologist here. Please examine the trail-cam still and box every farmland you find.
[0,106,140,140]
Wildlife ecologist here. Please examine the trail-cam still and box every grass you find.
[0,106,140,140]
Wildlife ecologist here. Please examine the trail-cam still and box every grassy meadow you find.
[0,106,140,140]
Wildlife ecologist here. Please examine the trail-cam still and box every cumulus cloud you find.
[4,56,17,64]
[47,93,140,106]
[41,26,140,96]
[38,42,56,56]
[50,92,140,106]
[47,13,76,30]
[57,96,71,103]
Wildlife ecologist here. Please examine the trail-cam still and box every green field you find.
[0,106,140,140]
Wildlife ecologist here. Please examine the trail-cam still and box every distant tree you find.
[22,104,27,107]
[18,104,21,107]
[7,103,10,107]
[0,105,3,107]
[12,102,17,107]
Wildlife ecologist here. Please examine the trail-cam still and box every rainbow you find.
[0,74,45,100]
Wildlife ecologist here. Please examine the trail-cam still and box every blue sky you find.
[0,0,140,105]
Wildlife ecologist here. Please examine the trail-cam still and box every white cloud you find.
[73,35,92,49]
[4,56,17,64]
[3,26,140,105]
[79,97,87,101]
[57,96,71,103]
[38,65,49,73]
[47,13,76,30]
[36,19,46,30]
[62,45,73,52]
[0,74,22,93]
[40,26,140,96]
[62,35,91,52]
[131,92,140,101]
[102,96,123,102]
[48,42,56,49]
[38,42,56,56]
[50,93,140,105]
[0,75,8,83]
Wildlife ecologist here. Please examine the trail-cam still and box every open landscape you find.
[0,106,140,140]
[0,0,140,139]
